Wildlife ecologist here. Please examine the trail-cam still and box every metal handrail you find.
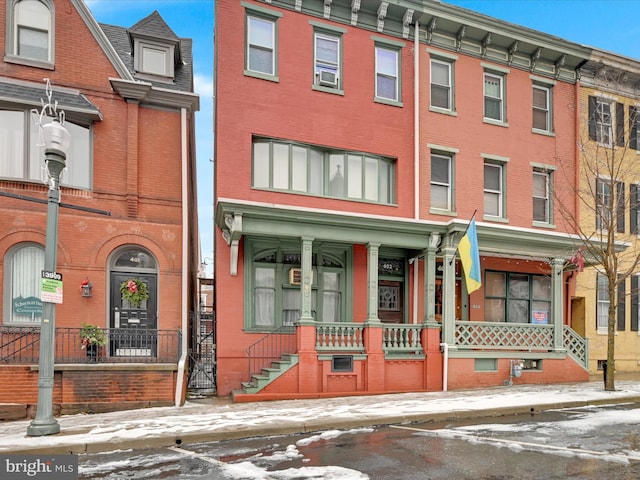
[246,325,297,382]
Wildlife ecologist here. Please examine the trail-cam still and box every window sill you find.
[532,221,556,229]
[374,97,403,108]
[531,128,556,137]
[483,215,509,224]
[429,106,457,116]
[244,70,279,83]
[4,55,54,70]
[429,208,457,217]
[312,84,344,96]
[483,118,509,128]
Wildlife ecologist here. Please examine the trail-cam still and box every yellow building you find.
[574,49,640,374]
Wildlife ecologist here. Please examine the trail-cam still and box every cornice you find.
[109,79,200,112]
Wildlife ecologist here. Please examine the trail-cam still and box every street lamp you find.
[27,80,71,437]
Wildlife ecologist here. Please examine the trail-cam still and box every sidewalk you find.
[2,377,640,455]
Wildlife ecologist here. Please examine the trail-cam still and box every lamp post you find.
[27,81,71,437]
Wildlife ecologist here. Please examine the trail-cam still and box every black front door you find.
[110,273,157,357]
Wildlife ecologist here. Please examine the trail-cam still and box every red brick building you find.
[0,0,199,417]
[214,0,593,400]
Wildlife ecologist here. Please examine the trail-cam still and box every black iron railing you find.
[0,326,181,364]
[246,325,297,382]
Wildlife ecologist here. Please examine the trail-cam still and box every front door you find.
[110,273,157,357]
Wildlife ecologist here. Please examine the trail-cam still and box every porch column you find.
[441,242,457,348]
[423,233,439,325]
[299,236,315,325]
[551,257,565,351]
[366,242,381,324]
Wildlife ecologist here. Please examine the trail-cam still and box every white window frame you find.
[244,5,281,81]
[484,162,504,218]
[374,46,400,103]
[596,177,612,230]
[430,58,453,111]
[532,169,551,224]
[3,243,44,325]
[430,152,453,211]
[314,31,341,90]
[133,39,174,79]
[5,0,55,68]
[597,273,610,331]
[595,98,613,146]
[484,72,505,122]
[532,84,551,132]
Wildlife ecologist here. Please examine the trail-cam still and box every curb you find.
[9,394,640,455]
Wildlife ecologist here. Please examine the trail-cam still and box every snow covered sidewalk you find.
[2,380,640,455]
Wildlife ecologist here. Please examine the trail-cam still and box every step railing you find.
[563,325,589,370]
[246,325,297,382]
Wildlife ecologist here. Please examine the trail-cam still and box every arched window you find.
[6,0,54,64]
[3,243,44,324]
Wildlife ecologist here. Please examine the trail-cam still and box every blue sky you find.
[85,0,639,278]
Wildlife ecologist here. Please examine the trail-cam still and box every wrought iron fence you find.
[0,326,181,364]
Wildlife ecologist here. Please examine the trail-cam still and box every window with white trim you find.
[134,39,174,78]
[597,273,610,331]
[252,138,395,204]
[431,152,452,211]
[6,0,54,66]
[484,162,504,217]
[533,168,551,223]
[3,243,44,324]
[375,46,399,102]
[532,84,551,132]
[245,11,278,78]
[314,31,341,90]
[588,96,625,147]
[430,58,453,110]
[0,109,92,189]
[484,72,505,122]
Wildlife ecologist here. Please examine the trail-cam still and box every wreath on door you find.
[120,278,149,307]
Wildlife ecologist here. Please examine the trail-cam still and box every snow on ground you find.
[1,380,640,455]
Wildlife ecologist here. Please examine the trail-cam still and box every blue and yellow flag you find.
[458,218,481,293]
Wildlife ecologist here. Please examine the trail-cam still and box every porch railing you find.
[315,322,365,351]
[563,325,589,369]
[0,326,181,364]
[382,324,424,355]
[455,321,554,350]
[246,325,296,382]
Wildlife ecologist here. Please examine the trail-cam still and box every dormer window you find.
[134,39,174,78]
[5,0,54,67]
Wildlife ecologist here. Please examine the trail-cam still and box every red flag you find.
[569,247,584,272]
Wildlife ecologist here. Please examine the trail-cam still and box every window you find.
[133,39,174,78]
[484,162,504,218]
[0,110,92,189]
[484,72,505,122]
[631,184,640,235]
[430,58,453,110]
[431,152,452,211]
[596,178,624,232]
[588,96,625,147]
[247,241,348,331]
[632,275,639,332]
[533,169,551,223]
[532,84,551,131]
[630,105,640,151]
[252,138,395,204]
[485,271,551,324]
[245,8,279,79]
[314,31,341,90]
[7,0,53,65]
[3,243,44,324]
[375,46,400,102]
[597,274,610,331]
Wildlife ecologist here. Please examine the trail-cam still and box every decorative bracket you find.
[481,33,492,58]
[323,0,332,19]
[351,0,360,25]
[377,2,389,32]
[402,9,414,39]
[531,47,543,72]
[426,17,437,45]
[221,213,243,276]
[554,54,566,79]
[456,25,467,52]
[507,41,519,66]
[295,0,302,11]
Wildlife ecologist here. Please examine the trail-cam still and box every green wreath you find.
[120,278,149,307]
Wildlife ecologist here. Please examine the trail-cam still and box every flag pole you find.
[450,209,478,265]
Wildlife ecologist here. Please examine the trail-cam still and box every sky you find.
[85,0,640,279]
[2,379,640,477]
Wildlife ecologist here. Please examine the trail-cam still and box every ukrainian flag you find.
[458,218,481,293]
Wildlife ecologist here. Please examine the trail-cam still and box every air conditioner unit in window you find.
[318,70,338,87]
[289,268,314,285]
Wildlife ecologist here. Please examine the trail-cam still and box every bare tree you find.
[557,63,640,391]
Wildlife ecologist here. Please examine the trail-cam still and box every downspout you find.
[440,341,448,391]
[414,19,420,220]
[175,107,189,407]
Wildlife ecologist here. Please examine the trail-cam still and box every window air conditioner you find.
[318,70,338,87]
[289,268,314,285]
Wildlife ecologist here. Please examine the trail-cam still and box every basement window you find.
[332,355,353,372]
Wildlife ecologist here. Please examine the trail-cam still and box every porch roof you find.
[216,199,621,262]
